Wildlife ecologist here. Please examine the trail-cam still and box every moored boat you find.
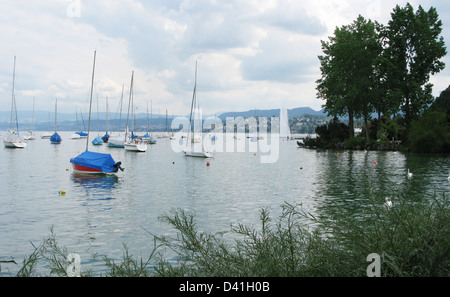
[123,71,147,152]
[4,131,27,149]
[124,138,147,152]
[3,56,27,149]
[70,150,123,174]
[183,62,213,158]
[50,99,62,144]
[69,51,123,174]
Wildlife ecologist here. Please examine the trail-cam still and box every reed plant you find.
[5,193,449,277]
[153,192,449,277]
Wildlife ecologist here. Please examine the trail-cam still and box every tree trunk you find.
[364,116,370,142]
[348,109,354,138]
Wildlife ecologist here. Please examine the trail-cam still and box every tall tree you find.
[317,16,382,141]
[317,24,355,138]
[382,3,446,125]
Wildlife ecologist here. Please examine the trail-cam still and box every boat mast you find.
[106,96,109,134]
[54,98,57,133]
[10,56,16,131]
[124,71,134,143]
[32,97,35,131]
[86,50,97,151]
[119,84,124,133]
[146,100,150,134]
[187,61,197,146]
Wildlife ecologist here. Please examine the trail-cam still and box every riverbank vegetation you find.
[312,3,449,153]
[3,192,448,277]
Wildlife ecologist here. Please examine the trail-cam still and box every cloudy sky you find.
[1,0,449,116]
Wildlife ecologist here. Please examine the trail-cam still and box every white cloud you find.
[0,0,448,117]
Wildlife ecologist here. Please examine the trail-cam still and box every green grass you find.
[3,193,449,277]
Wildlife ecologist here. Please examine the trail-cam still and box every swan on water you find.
[408,169,413,180]
[384,198,393,210]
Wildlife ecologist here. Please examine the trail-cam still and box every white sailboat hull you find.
[41,132,52,139]
[3,134,27,148]
[3,141,27,149]
[183,146,213,158]
[124,140,147,152]
[24,132,36,140]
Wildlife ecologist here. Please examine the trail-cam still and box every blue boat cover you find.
[76,131,88,137]
[70,151,117,173]
[50,132,61,143]
[102,133,110,142]
[92,136,104,145]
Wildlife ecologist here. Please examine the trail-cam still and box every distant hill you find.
[218,107,326,120]
[0,107,326,123]
[0,107,328,131]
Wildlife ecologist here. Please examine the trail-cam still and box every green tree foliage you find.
[408,110,450,153]
[432,85,450,114]
[380,3,446,125]
[317,3,446,136]
[302,118,349,149]
[317,16,382,140]
[316,118,349,143]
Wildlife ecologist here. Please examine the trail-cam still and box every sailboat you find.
[183,62,213,158]
[108,85,124,148]
[124,71,147,152]
[75,112,88,138]
[71,107,84,139]
[108,84,125,148]
[24,97,37,140]
[101,96,110,143]
[3,56,27,149]
[50,99,62,144]
[41,112,52,139]
[92,135,103,145]
[71,132,81,139]
[142,100,156,144]
[92,95,104,145]
[71,107,81,139]
[70,51,123,174]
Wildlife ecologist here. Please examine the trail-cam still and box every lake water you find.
[0,131,449,275]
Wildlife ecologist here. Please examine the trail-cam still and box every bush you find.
[365,116,406,142]
[153,193,449,277]
[345,136,366,149]
[316,118,349,142]
[408,110,450,153]
[303,135,321,148]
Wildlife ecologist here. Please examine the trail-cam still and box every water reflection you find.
[71,173,119,209]
[313,150,450,223]
[313,150,409,220]
[71,173,119,190]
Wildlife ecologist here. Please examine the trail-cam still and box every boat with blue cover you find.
[70,150,123,174]
[70,51,123,174]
